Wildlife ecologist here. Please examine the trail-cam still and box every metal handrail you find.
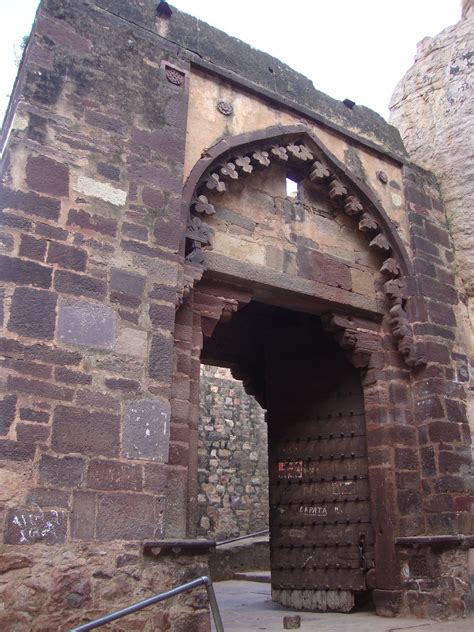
[69,575,224,632]
[216,529,269,547]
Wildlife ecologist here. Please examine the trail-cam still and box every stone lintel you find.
[204,252,383,320]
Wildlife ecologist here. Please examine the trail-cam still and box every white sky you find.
[0,1,461,127]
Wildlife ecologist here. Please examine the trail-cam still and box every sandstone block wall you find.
[198,365,268,540]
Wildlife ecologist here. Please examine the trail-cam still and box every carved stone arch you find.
[182,124,425,367]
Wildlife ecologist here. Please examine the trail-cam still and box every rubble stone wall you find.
[198,365,268,540]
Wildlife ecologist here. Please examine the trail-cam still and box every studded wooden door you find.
[266,320,374,612]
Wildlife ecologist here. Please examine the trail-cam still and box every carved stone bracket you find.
[321,313,373,369]
[192,281,251,339]
[184,127,427,368]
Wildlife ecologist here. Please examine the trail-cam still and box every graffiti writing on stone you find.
[5,509,67,545]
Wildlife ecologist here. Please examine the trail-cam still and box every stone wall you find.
[198,365,268,540]
[389,4,473,347]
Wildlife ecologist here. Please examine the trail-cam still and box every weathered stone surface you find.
[52,405,120,458]
[39,454,85,487]
[57,298,116,349]
[96,492,163,540]
[0,394,17,435]
[26,154,69,197]
[115,327,148,357]
[122,399,171,461]
[75,175,127,206]
[8,287,57,340]
[390,11,474,296]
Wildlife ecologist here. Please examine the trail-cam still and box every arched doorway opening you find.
[201,300,374,612]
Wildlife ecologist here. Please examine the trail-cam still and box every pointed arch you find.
[182,124,425,367]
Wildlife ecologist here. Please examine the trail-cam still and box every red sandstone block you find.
[454,496,473,512]
[26,154,69,198]
[16,423,50,444]
[396,471,420,490]
[424,493,454,513]
[395,448,419,471]
[97,162,120,181]
[143,463,167,493]
[54,269,107,300]
[149,283,178,303]
[51,405,120,457]
[0,210,33,231]
[39,454,85,487]
[0,186,60,221]
[95,492,163,540]
[5,358,52,380]
[105,378,140,392]
[153,217,182,252]
[20,408,49,424]
[149,303,175,330]
[26,487,70,509]
[428,421,461,443]
[419,276,457,306]
[424,222,451,248]
[434,475,465,493]
[19,234,47,262]
[0,439,36,461]
[35,223,68,241]
[397,489,421,514]
[121,239,164,258]
[67,208,117,237]
[0,338,81,367]
[414,396,444,422]
[142,186,164,209]
[84,109,127,134]
[47,241,87,272]
[122,222,148,241]
[439,450,471,473]
[168,441,189,467]
[445,400,468,424]
[0,394,17,435]
[0,254,52,288]
[37,15,92,53]
[149,334,174,382]
[127,156,182,194]
[8,287,57,340]
[420,446,437,477]
[118,309,139,324]
[71,491,96,540]
[110,268,146,298]
[8,375,73,402]
[54,366,92,385]
[86,459,143,491]
[110,291,141,309]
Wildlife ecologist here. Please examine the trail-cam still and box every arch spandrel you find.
[182,125,425,367]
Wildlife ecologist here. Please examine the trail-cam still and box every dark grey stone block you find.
[122,399,170,462]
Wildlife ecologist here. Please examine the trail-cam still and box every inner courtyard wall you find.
[198,365,268,540]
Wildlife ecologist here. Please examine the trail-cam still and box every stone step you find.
[233,571,271,583]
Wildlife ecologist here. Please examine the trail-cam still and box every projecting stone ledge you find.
[143,539,216,557]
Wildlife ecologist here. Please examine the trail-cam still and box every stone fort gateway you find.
[0,0,472,629]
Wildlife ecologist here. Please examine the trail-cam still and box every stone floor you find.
[212,580,474,632]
